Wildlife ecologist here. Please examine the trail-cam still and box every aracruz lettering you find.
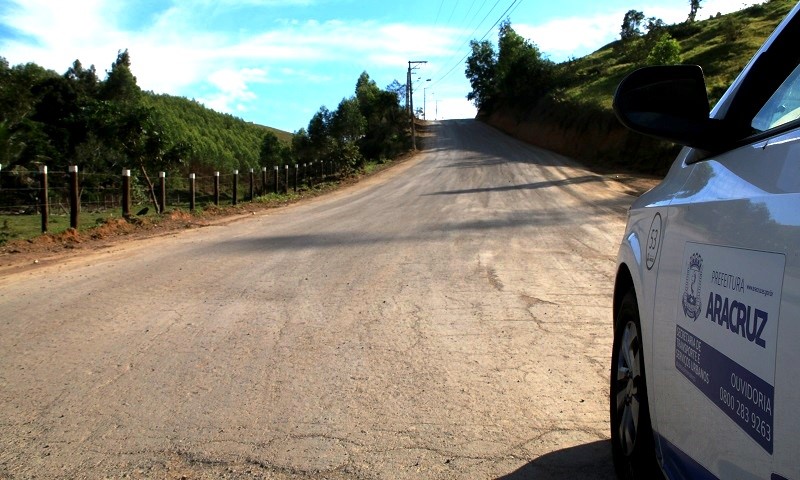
[704,291,768,348]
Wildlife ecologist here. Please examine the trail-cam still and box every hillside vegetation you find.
[0,50,410,212]
[142,94,290,175]
[467,0,795,175]
[565,0,794,108]
[0,50,289,179]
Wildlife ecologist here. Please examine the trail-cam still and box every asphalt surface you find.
[0,119,638,479]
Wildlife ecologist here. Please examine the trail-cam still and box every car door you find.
[648,21,800,479]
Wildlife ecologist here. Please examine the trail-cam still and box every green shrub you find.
[719,16,744,42]
[646,33,682,65]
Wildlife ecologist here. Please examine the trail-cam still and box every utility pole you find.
[407,60,427,150]
[406,68,411,114]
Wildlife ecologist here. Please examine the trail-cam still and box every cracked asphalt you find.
[0,119,641,479]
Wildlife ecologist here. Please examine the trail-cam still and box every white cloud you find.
[514,14,621,61]
[180,0,317,6]
[198,67,270,114]
[513,1,761,62]
[278,67,332,83]
[432,97,476,120]
[1,0,124,69]
[0,0,464,122]
[0,0,763,129]
[209,68,269,95]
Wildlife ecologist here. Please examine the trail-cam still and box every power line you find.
[445,0,460,24]
[467,0,505,45]
[433,0,446,27]
[426,0,505,86]
[461,0,478,26]
[429,0,523,89]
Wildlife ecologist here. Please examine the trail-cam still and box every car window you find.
[752,62,800,132]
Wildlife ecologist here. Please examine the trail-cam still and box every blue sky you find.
[0,0,752,133]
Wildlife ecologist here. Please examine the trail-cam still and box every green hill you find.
[0,51,293,179]
[481,0,796,175]
[144,93,292,175]
[564,0,794,108]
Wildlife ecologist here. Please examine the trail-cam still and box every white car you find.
[610,3,800,480]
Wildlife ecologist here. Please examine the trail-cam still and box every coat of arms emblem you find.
[682,253,703,320]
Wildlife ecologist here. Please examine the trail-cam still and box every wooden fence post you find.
[158,172,166,214]
[189,173,196,211]
[294,164,299,193]
[40,165,48,233]
[262,167,267,196]
[232,170,239,205]
[214,172,220,206]
[121,169,131,218]
[274,166,279,194]
[69,165,79,229]
[284,165,289,194]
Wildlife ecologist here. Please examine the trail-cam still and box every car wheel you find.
[610,290,661,480]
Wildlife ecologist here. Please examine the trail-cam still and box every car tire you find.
[610,289,662,480]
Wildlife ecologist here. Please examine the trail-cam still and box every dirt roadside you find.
[0,150,435,276]
[0,152,660,277]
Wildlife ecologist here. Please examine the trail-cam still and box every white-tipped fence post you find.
[189,173,196,211]
[121,168,131,219]
[69,166,79,229]
[40,165,49,233]
[159,172,166,214]
[232,170,239,205]
[214,172,220,206]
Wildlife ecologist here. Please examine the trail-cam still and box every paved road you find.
[0,120,638,479]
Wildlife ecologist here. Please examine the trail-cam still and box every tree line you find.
[284,72,410,176]
[465,2,706,116]
[0,50,410,211]
[465,20,564,115]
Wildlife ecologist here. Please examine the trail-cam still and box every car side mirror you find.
[613,65,728,151]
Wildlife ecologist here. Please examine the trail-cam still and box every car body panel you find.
[613,3,800,479]
[621,129,800,479]
[652,140,793,476]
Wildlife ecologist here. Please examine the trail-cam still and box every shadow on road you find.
[423,175,605,196]
[418,120,585,170]
[497,440,616,480]
[208,198,628,254]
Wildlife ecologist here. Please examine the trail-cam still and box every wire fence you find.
[0,161,340,243]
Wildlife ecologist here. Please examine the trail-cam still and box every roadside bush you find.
[719,16,744,42]
[331,141,363,173]
[646,33,682,65]
[616,37,647,64]
[0,219,10,244]
[667,21,702,40]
